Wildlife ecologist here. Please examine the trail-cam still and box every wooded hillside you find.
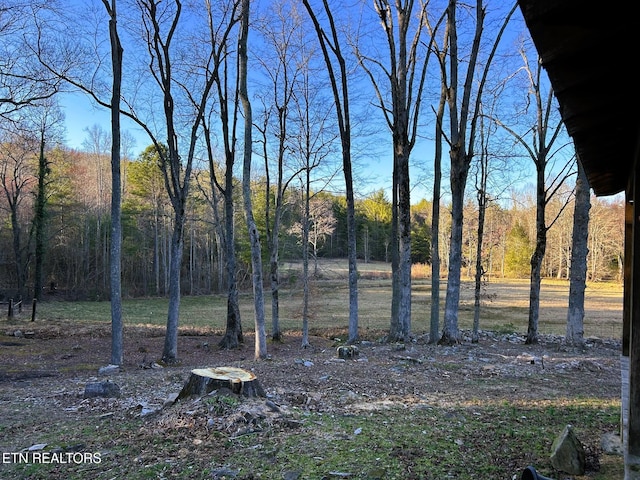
[0,144,623,302]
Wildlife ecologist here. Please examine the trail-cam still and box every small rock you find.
[601,431,623,455]
[211,466,239,478]
[163,392,179,408]
[140,406,158,417]
[26,443,47,451]
[265,400,281,412]
[550,424,585,475]
[98,364,120,375]
[83,381,121,398]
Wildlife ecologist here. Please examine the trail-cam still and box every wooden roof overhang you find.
[517,0,640,197]
[517,1,640,478]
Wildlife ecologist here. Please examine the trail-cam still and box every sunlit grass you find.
[30,260,623,340]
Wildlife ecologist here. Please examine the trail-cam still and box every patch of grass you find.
[30,266,622,341]
[188,398,620,480]
[0,389,622,480]
[205,394,242,416]
[494,321,518,334]
[0,261,625,480]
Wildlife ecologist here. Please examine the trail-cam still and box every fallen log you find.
[177,366,265,400]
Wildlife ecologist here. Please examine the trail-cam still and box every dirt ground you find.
[0,322,624,479]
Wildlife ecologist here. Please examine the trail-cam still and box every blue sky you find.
[55,0,536,205]
[61,91,147,154]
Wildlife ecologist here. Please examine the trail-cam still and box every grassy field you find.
[0,259,625,480]
[32,259,623,340]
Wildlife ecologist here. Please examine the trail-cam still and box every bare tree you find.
[194,0,245,351]
[101,0,124,366]
[439,0,517,345]
[565,159,590,346]
[138,0,190,363]
[289,64,338,349]
[302,0,359,345]
[237,0,267,360]
[429,31,449,343]
[355,0,439,343]
[254,0,308,342]
[1,2,62,119]
[497,47,575,344]
[471,111,490,342]
[129,0,223,363]
[0,130,37,301]
[29,0,157,363]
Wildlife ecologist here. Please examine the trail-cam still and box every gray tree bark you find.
[301,172,311,348]
[429,81,446,344]
[526,164,546,344]
[194,2,244,351]
[136,0,213,364]
[440,0,516,345]
[302,0,359,345]
[472,123,489,343]
[217,142,243,350]
[357,0,435,343]
[238,0,267,360]
[440,0,482,345]
[565,160,590,346]
[102,0,124,366]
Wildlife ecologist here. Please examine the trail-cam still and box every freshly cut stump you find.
[177,367,266,400]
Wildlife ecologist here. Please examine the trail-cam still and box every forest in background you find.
[1,0,626,358]
[0,139,624,302]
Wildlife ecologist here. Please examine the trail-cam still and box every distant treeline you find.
[0,146,624,301]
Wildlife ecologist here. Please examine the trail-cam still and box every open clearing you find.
[0,262,625,479]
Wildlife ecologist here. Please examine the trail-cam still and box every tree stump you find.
[177,367,266,400]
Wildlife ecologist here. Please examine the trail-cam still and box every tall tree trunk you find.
[390,168,400,332]
[103,0,124,366]
[440,148,469,345]
[390,148,411,342]
[268,174,283,341]
[302,0,358,345]
[526,166,546,344]
[218,170,243,349]
[439,0,514,345]
[162,218,184,363]
[360,0,432,344]
[211,187,226,294]
[472,141,488,343]
[238,0,267,360]
[32,137,48,302]
[344,155,359,345]
[301,172,311,348]
[429,83,446,344]
[566,160,590,346]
